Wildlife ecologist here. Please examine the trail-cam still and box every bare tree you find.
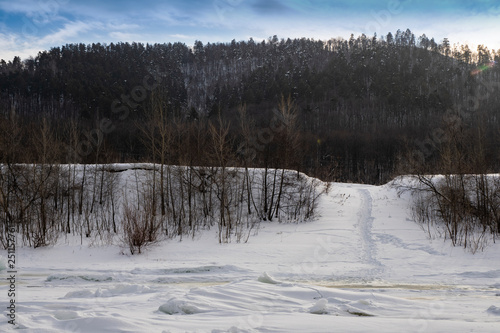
[272,95,301,220]
[237,104,258,216]
[209,114,234,243]
[138,87,174,233]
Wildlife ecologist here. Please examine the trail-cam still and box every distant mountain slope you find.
[1,30,499,183]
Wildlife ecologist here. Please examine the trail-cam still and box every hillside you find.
[2,30,500,183]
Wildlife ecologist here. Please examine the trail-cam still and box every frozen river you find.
[2,181,500,332]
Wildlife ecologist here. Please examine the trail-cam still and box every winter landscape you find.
[2,0,500,332]
[1,167,500,332]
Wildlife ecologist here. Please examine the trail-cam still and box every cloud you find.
[108,31,144,41]
[149,5,199,26]
[106,23,141,31]
[0,0,67,24]
[464,0,500,15]
[0,31,39,60]
[251,0,293,15]
[2,0,500,61]
[0,20,96,60]
[0,0,42,15]
[169,34,193,39]
[38,21,94,45]
[0,32,16,50]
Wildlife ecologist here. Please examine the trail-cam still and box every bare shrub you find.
[408,174,500,253]
[121,194,162,255]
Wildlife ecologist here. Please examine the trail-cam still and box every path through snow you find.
[356,188,384,278]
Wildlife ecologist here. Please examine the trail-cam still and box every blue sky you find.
[1,0,500,61]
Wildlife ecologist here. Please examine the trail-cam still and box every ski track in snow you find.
[373,232,444,256]
[356,188,384,278]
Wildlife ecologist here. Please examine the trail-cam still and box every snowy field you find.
[1,180,500,332]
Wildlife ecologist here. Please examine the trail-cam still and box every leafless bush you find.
[409,174,500,253]
[275,173,325,222]
[0,163,63,248]
[121,195,162,255]
[410,192,439,239]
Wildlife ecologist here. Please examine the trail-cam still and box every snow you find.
[487,305,500,316]
[1,177,500,332]
[158,298,208,315]
[257,272,281,284]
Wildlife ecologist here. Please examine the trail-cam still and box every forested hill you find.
[1,29,500,184]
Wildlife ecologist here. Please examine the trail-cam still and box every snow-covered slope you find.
[1,181,499,332]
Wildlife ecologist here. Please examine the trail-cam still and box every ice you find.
[309,298,329,314]
[94,284,154,297]
[158,298,207,315]
[64,284,154,298]
[64,289,95,298]
[47,274,114,283]
[257,272,281,284]
[487,305,500,315]
[53,310,80,320]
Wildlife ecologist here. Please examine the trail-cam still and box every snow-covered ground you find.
[1,180,500,332]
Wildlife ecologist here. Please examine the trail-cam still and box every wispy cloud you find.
[38,20,94,45]
[169,33,193,39]
[0,31,40,60]
[150,7,199,26]
[0,0,44,15]
[0,32,17,50]
[0,0,67,25]
[106,23,141,31]
[1,0,500,60]
[0,20,96,60]
[109,31,144,41]
[251,0,294,15]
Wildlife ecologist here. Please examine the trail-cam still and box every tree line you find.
[2,29,500,183]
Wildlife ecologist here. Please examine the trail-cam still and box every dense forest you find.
[1,29,500,184]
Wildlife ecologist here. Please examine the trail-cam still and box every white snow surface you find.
[2,179,500,332]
